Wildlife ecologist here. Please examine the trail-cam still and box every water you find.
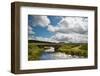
[44,47,55,52]
[40,47,81,60]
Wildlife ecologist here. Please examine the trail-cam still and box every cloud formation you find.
[28,25,36,40]
[48,17,88,34]
[51,33,87,43]
[28,15,88,43]
[32,16,50,27]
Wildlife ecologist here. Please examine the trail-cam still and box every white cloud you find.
[28,26,36,40]
[34,32,88,43]
[28,26,35,35]
[47,16,88,43]
[35,36,59,43]
[32,16,50,27]
[28,16,52,40]
[48,17,88,34]
[28,35,36,40]
[47,25,59,32]
[51,33,87,43]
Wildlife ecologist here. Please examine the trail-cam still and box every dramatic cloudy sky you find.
[28,15,88,43]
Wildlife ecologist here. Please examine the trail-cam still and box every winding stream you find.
[40,47,81,60]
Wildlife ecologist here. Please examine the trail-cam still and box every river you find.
[40,47,82,60]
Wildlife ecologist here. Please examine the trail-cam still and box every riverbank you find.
[28,43,88,60]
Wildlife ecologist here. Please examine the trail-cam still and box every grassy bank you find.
[28,43,44,60]
[58,43,88,57]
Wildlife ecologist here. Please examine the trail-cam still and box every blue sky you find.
[28,15,62,38]
[28,15,88,43]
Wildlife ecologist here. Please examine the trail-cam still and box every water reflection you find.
[40,47,81,60]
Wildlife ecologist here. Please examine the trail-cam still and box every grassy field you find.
[58,43,88,57]
[28,43,88,60]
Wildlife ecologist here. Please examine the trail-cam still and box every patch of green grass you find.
[28,43,44,60]
[58,43,88,57]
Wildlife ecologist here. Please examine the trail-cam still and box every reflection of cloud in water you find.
[40,48,84,60]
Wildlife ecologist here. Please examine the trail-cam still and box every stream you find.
[40,47,81,60]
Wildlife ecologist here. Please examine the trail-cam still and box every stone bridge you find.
[33,43,62,52]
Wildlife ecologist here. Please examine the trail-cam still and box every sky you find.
[28,15,88,43]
